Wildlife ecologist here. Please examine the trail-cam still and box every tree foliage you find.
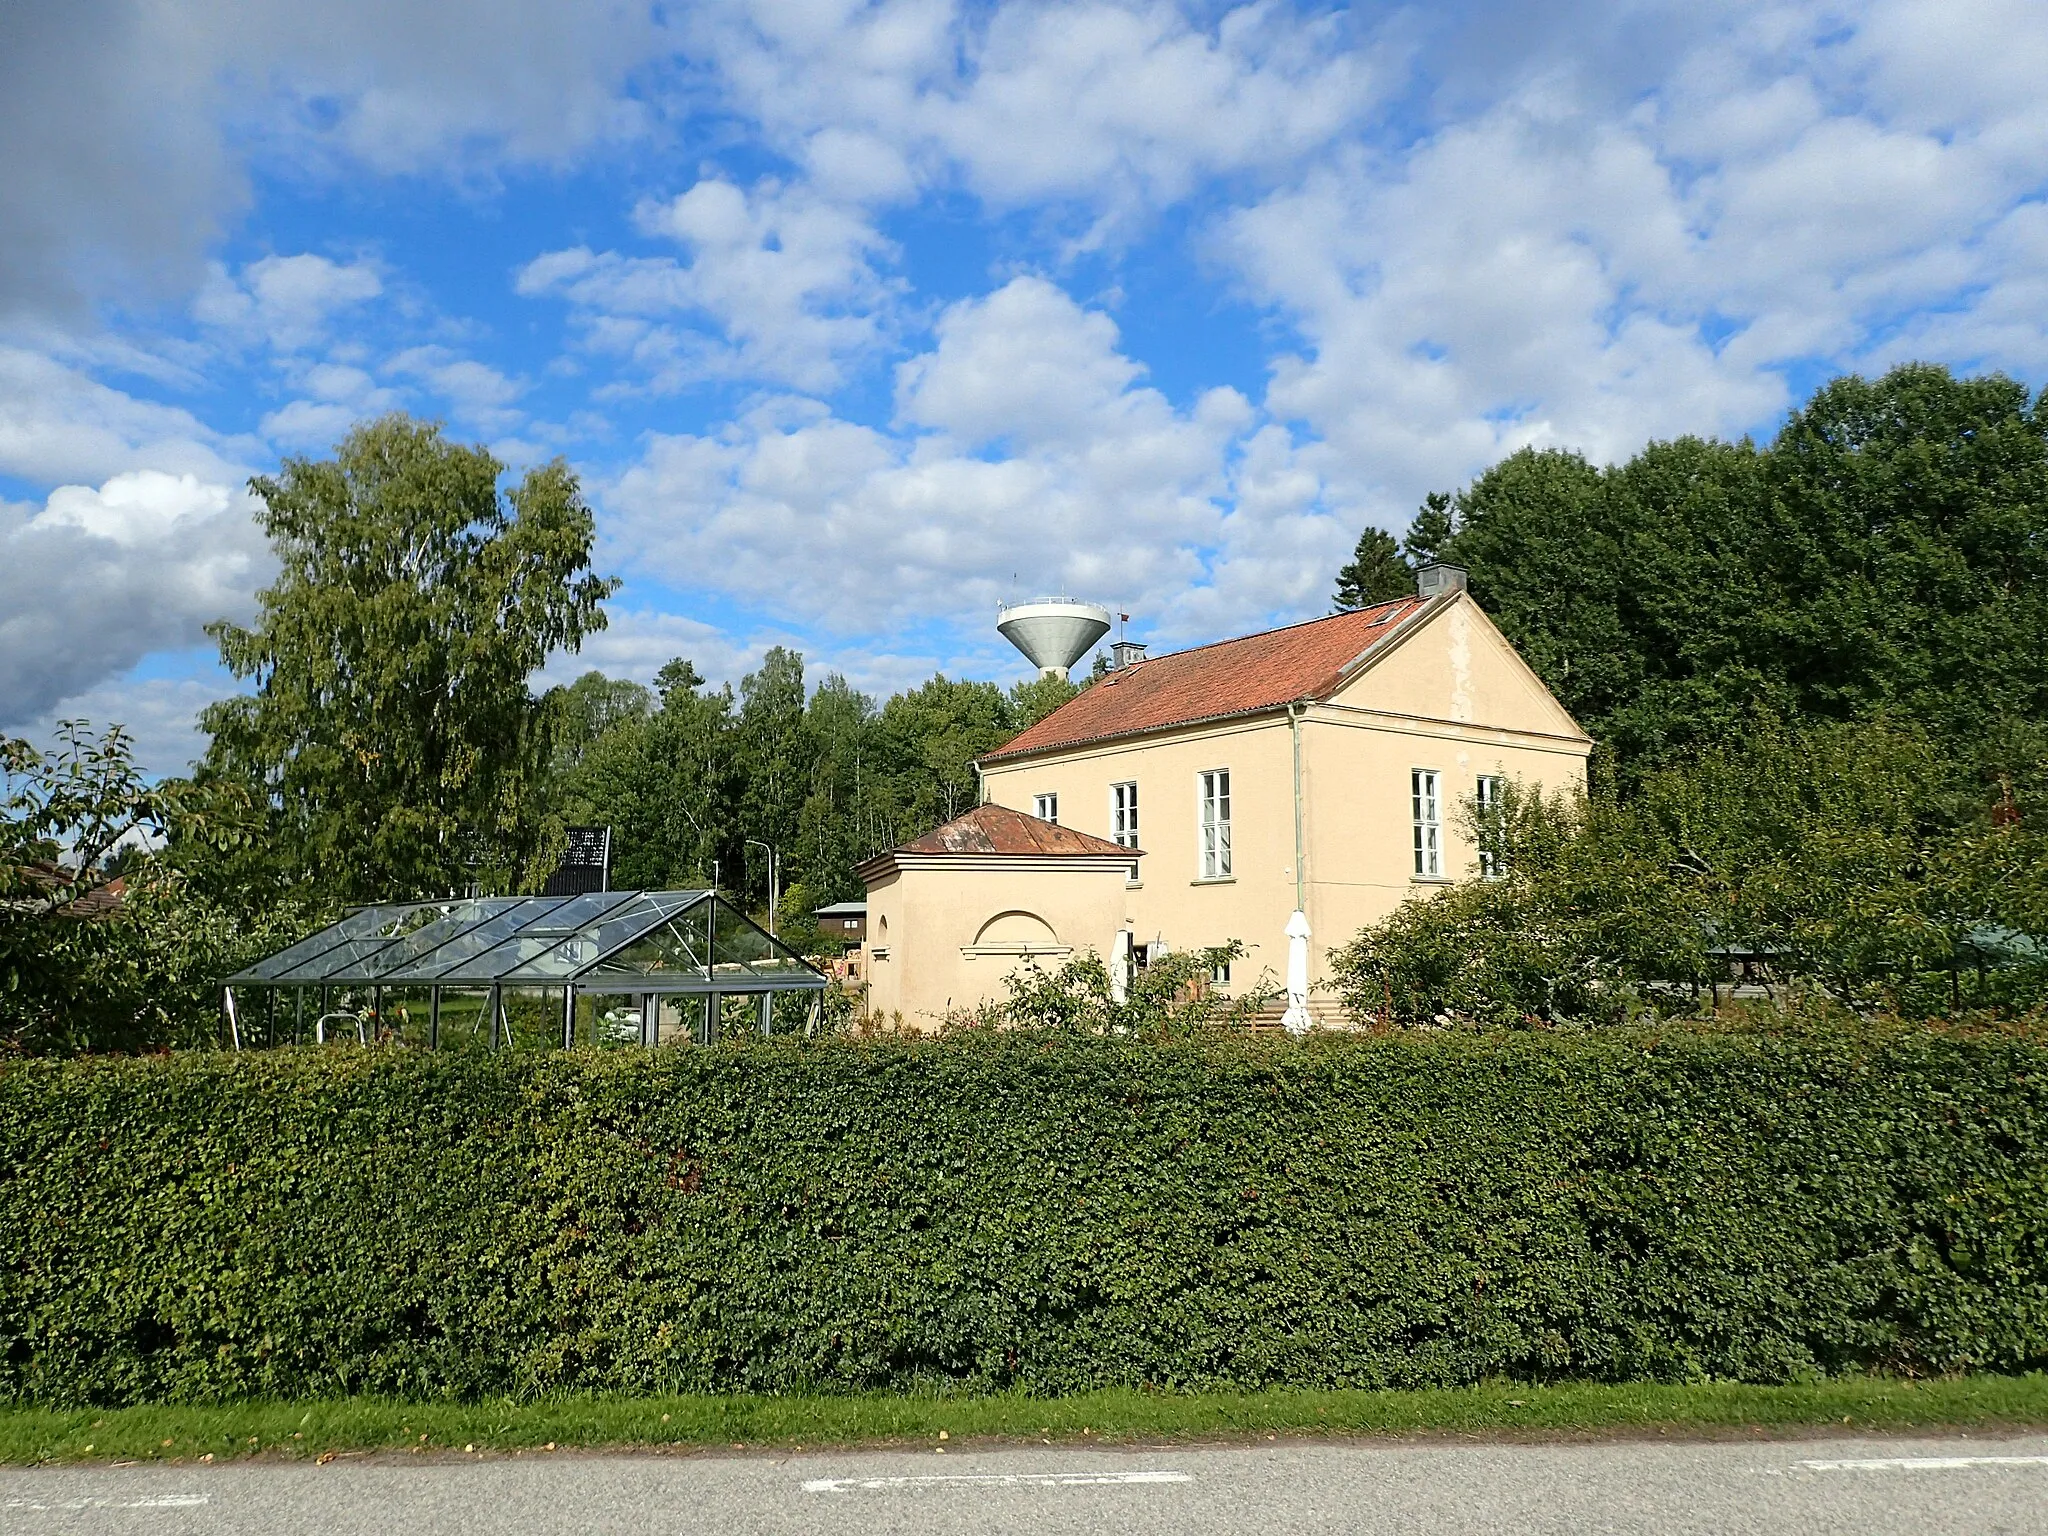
[1332,527,1411,610]
[2,723,312,1054]
[941,940,1270,1038]
[1417,366,2048,780]
[548,659,1085,913]
[1332,721,2048,1026]
[201,415,615,903]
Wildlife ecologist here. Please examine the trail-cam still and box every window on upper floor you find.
[1034,792,1058,824]
[1475,774,1506,879]
[1199,769,1232,879]
[1412,768,1442,878]
[1110,781,1139,846]
[1110,781,1141,882]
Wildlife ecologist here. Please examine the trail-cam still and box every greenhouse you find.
[222,889,828,1049]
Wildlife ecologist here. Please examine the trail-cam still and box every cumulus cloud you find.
[605,276,1308,644]
[0,0,666,322]
[385,346,529,433]
[688,0,1379,220]
[0,345,256,488]
[518,178,897,392]
[1206,0,2048,537]
[0,470,265,726]
[192,255,383,352]
[10,666,234,779]
[536,606,805,693]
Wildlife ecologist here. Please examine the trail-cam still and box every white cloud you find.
[258,361,405,449]
[1207,1,2048,541]
[690,0,1379,221]
[537,606,805,695]
[519,178,897,392]
[385,346,529,433]
[0,0,667,321]
[0,345,257,487]
[11,663,234,780]
[0,470,265,726]
[192,254,384,352]
[606,276,1304,646]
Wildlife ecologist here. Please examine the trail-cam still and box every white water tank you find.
[997,599,1113,679]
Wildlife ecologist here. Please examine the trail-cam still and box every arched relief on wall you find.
[962,909,1069,961]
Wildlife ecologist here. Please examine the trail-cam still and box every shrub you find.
[1333,722,2048,1027]
[3,1023,2045,1405]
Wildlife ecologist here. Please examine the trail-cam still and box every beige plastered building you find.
[860,568,1592,1027]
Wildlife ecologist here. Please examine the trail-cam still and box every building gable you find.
[1326,595,1587,741]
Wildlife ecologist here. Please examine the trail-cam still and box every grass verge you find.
[5,1376,2046,1465]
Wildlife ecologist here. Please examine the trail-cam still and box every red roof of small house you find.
[4,862,127,919]
[981,596,1428,764]
[854,802,1137,882]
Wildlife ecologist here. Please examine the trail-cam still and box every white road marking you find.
[4,1493,210,1510]
[802,1469,1193,1493]
[1795,1455,2048,1472]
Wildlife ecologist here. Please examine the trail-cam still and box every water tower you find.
[997,599,1112,679]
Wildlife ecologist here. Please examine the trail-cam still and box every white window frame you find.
[1411,768,1442,879]
[1110,780,1141,884]
[1110,782,1139,846]
[1034,791,1058,825]
[1198,768,1233,880]
[1475,773,1505,879]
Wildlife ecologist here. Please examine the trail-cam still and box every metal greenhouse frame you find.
[221,889,827,1049]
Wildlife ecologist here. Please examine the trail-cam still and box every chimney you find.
[1109,639,1148,671]
[1415,563,1468,600]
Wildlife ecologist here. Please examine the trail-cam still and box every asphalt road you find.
[5,1435,2047,1535]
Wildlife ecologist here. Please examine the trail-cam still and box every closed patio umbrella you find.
[1281,909,1312,1035]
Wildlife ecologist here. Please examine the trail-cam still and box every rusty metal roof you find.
[856,803,1137,881]
[981,596,1427,764]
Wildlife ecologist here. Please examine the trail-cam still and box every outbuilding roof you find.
[854,803,1137,882]
[981,595,1427,764]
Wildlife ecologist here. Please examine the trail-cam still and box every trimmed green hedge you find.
[4,1027,2046,1405]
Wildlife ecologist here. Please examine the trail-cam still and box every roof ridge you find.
[1124,596,1416,669]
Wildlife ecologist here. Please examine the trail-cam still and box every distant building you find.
[812,900,867,944]
[859,566,1592,1027]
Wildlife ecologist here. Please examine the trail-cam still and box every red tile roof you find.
[855,802,1136,880]
[982,596,1427,764]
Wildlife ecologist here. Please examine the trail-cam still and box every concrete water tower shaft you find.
[997,599,1113,678]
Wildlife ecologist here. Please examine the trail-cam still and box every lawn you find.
[6,1376,2046,1464]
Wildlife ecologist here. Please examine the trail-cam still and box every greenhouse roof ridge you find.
[225,888,825,992]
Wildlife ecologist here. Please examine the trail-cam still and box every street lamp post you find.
[745,837,779,937]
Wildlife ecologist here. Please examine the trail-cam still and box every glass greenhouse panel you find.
[306,903,475,981]
[769,990,815,1035]
[576,991,645,1048]
[377,986,435,1047]
[581,913,709,981]
[654,994,708,1046]
[311,986,373,1045]
[498,891,705,981]
[719,994,768,1036]
[348,899,525,980]
[427,891,641,982]
[499,986,567,1050]
[407,897,575,980]
[435,989,490,1051]
[233,903,418,981]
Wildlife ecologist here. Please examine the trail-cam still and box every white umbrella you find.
[1111,928,1132,1004]
[1281,909,1312,1036]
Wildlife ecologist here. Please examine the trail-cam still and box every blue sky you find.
[4,0,2045,775]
